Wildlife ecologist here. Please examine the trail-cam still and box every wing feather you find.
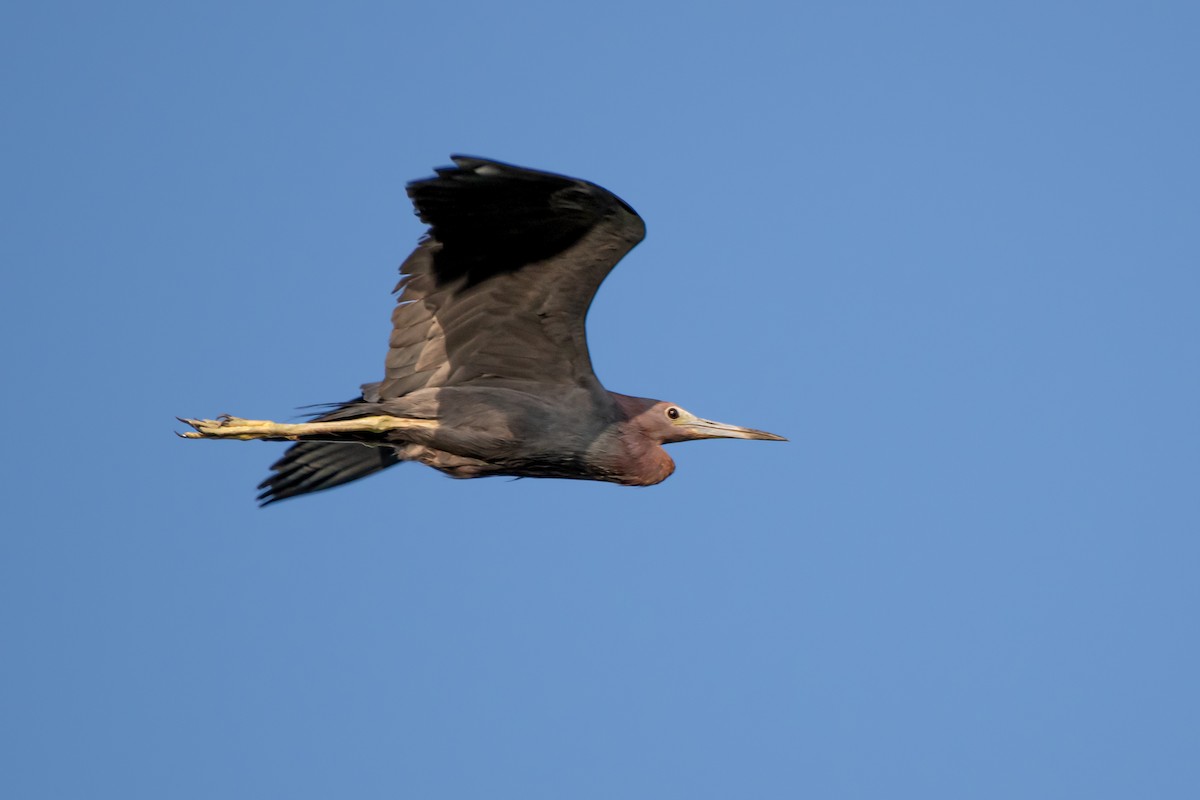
[362,156,645,402]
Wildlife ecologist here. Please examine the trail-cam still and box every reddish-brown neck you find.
[609,393,676,486]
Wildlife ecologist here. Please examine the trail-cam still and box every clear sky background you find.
[3,2,1198,798]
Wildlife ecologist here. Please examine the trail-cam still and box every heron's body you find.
[180,156,783,503]
[319,387,672,485]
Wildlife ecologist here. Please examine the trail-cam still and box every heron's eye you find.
[666,407,680,420]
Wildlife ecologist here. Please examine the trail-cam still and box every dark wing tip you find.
[256,441,400,506]
[442,154,642,218]
[404,156,643,288]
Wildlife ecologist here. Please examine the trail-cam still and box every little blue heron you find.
[180,156,785,504]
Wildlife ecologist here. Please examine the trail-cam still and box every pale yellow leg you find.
[176,414,437,441]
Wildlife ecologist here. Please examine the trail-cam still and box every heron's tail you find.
[256,400,400,505]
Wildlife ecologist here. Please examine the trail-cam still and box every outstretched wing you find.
[362,156,646,402]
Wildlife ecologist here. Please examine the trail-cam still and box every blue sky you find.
[3,2,1198,797]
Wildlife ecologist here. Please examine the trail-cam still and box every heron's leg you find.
[176,414,436,442]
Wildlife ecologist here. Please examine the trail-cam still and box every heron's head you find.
[615,395,787,446]
[651,401,787,445]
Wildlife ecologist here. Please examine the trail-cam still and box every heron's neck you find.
[608,392,676,486]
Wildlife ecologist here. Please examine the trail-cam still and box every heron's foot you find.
[176,415,295,441]
[176,413,439,442]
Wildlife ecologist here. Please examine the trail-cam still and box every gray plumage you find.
[179,156,784,504]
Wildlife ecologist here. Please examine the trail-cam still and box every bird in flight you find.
[180,156,785,504]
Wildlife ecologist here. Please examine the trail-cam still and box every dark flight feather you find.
[257,440,399,505]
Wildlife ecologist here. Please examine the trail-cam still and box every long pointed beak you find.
[679,417,788,442]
